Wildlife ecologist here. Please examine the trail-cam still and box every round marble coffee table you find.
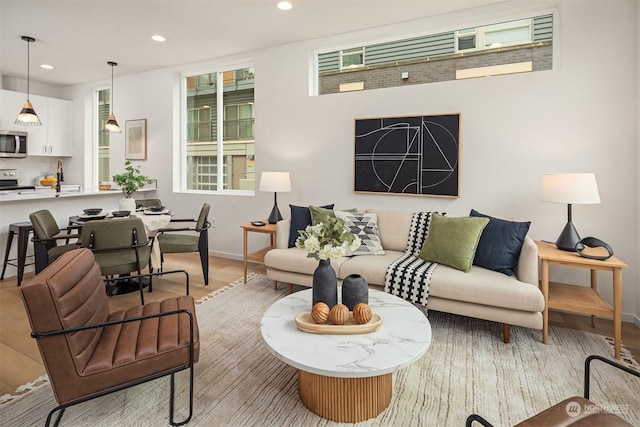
[261,288,431,422]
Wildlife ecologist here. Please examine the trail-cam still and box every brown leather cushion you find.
[516,396,633,426]
[21,248,199,405]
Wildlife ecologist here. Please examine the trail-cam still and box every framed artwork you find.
[125,119,147,160]
[354,113,460,198]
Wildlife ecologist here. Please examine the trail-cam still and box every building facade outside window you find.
[183,66,255,192]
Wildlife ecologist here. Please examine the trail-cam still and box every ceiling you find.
[0,0,503,88]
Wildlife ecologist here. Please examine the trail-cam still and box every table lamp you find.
[259,172,291,224]
[541,173,600,251]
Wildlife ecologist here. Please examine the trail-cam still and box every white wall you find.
[68,1,639,322]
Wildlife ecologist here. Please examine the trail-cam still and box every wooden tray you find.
[295,311,383,335]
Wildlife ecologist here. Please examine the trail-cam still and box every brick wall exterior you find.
[319,42,552,95]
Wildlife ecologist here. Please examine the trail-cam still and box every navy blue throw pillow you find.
[288,204,334,248]
[470,209,531,276]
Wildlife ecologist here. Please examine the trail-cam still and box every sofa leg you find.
[503,324,511,343]
[288,284,293,294]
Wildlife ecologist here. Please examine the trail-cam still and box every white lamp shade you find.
[541,173,600,204]
[259,172,291,192]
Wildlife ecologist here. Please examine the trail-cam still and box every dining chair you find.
[79,217,153,299]
[136,198,163,209]
[29,209,82,274]
[21,247,199,427]
[157,203,211,286]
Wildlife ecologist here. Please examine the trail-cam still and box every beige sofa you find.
[264,209,544,343]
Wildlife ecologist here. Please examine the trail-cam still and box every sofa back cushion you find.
[365,209,413,252]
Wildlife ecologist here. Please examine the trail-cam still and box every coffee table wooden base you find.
[297,370,392,422]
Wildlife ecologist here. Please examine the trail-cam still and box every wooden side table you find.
[535,241,628,359]
[241,221,277,284]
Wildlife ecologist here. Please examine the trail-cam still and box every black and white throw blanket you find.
[384,212,438,310]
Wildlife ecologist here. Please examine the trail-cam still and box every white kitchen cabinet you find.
[0,89,71,157]
[45,97,72,156]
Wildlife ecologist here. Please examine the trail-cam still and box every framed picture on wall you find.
[125,119,147,160]
[354,113,460,197]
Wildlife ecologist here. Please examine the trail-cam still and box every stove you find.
[0,169,36,192]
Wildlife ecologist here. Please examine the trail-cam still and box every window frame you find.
[177,62,255,196]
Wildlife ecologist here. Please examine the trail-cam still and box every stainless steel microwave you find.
[0,130,27,158]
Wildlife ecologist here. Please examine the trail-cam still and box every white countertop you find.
[260,288,431,378]
[0,187,157,203]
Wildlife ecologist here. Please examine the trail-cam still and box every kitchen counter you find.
[0,187,157,203]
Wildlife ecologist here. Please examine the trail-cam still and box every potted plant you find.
[113,160,154,211]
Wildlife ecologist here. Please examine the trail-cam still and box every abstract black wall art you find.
[354,114,460,197]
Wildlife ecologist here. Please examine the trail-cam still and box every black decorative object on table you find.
[312,259,337,309]
[341,274,368,310]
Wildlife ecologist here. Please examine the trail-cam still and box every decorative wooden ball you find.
[353,303,373,324]
[329,303,349,325]
[311,302,330,324]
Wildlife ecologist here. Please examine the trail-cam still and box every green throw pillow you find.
[418,214,489,272]
[309,205,358,225]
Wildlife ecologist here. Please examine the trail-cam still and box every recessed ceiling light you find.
[277,1,293,11]
[40,64,54,70]
[151,35,166,42]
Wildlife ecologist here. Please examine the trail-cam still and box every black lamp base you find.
[555,221,581,251]
[268,204,282,224]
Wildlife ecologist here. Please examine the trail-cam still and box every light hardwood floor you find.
[0,253,638,397]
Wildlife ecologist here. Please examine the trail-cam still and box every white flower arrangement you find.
[296,216,361,260]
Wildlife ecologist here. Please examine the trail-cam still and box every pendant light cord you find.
[26,39,30,99]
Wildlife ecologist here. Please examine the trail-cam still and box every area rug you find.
[1,274,638,426]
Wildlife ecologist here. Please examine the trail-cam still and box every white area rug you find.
[1,274,638,426]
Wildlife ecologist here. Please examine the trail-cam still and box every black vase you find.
[341,274,368,310]
[312,259,337,309]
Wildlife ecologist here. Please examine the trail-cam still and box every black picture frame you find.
[354,114,460,198]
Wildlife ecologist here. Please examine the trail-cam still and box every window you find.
[96,88,110,183]
[456,19,532,52]
[183,66,255,192]
[340,47,364,69]
[316,14,552,95]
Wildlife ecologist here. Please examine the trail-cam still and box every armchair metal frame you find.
[466,354,640,427]
[33,308,195,427]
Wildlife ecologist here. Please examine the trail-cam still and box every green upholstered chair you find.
[80,218,152,298]
[29,210,81,274]
[157,203,211,286]
[136,198,163,209]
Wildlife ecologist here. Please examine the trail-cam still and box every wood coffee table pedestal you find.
[261,288,431,422]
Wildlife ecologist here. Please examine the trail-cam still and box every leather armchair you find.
[20,248,199,426]
[157,203,211,286]
[466,355,639,426]
[29,209,81,274]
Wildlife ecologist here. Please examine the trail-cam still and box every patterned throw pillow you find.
[334,211,385,256]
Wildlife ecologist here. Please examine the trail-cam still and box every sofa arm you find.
[275,219,291,249]
[515,236,538,286]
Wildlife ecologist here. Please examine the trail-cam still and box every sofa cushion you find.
[335,211,385,256]
[365,209,413,252]
[418,214,489,272]
[310,205,359,226]
[429,264,545,312]
[338,250,405,285]
[470,209,531,276]
[288,204,333,248]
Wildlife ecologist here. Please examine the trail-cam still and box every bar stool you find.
[1,221,34,286]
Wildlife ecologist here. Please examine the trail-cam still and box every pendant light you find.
[15,36,42,126]
[105,61,122,133]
